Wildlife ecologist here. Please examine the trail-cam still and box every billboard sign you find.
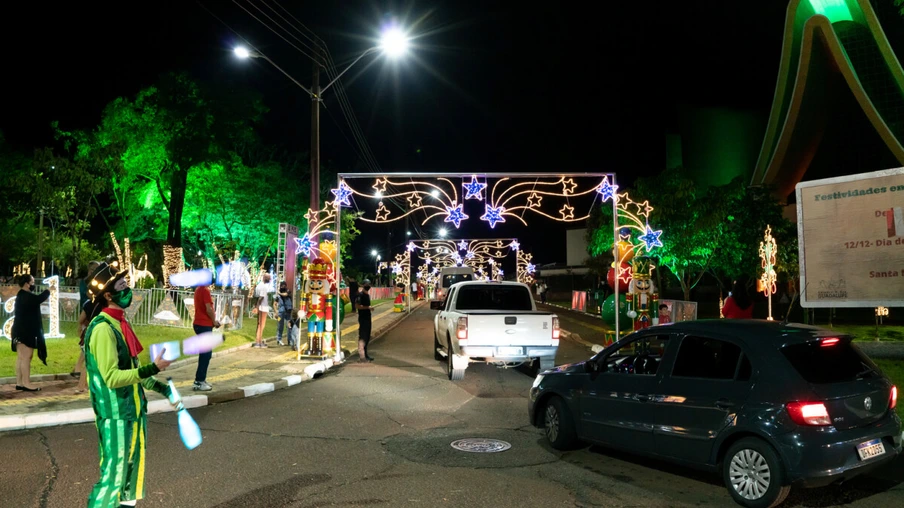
[796,167,904,307]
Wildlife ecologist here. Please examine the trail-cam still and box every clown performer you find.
[626,257,659,330]
[83,261,176,507]
[303,257,332,356]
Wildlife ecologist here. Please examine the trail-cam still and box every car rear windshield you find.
[455,285,533,311]
[442,273,473,287]
[781,338,878,384]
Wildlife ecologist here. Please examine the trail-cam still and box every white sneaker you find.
[193,381,212,392]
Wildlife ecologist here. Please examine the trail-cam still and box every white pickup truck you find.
[431,281,560,381]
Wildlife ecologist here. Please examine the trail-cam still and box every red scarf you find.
[101,308,144,357]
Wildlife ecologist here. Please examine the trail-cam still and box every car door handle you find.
[715,399,735,409]
[635,394,650,402]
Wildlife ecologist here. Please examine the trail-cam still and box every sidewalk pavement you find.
[0,301,423,432]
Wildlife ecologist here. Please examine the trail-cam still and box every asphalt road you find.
[2,306,901,507]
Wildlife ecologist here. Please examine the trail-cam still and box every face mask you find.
[111,288,133,308]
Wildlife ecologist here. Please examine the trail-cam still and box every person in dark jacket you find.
[348,277,359,313]
[276,282,293,346]
[11,273,51,391]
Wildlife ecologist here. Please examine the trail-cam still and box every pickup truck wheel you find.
[447,343,465,381]
[544,396,577,450]
[433,332,443,361]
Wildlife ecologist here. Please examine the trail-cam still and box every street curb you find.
[0,306,420,433]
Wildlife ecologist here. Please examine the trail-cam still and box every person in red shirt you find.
[192,281,221,391]
[722,278,754,319]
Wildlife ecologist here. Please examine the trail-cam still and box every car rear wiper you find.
[855,365,876,379]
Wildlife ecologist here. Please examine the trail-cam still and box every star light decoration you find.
[330,181,353,207]
[462,175,487,200]
[510,240,519,250]
[457,240,468,251]
[596,176,618,202]
[407,242,417,252]
[294,233,316,257]
[638,225,664,252]
[444,202,469,228]
[481,204,506,228]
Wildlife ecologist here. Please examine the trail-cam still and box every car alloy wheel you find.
[729,449,771,500]
[544,404,559,443]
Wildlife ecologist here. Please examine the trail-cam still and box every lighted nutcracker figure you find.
[302,257,332,356]
[626,257,659,330]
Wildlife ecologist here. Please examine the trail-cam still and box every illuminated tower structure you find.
[751,0,904,200]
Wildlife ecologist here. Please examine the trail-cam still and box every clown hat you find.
[308,257,331,280]
[87,260,128,302]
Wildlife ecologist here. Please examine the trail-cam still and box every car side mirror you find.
[430,300,444,310]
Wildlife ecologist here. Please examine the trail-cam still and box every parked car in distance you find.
[529,320,901,508]
[434,266,474,302]
[432,280,559,380]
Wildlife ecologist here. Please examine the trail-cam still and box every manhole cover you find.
[450,438,512,453]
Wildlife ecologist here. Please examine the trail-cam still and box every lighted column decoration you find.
[162,245,185,289]
[875,306,889,340]
[43,275,65,338]
[759,225,778,321]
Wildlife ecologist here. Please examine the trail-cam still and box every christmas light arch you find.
[314,172,662,362]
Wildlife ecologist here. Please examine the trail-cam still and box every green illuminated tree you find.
[86,73,266,259]
[709,181,798,288]
[588,169,729,301]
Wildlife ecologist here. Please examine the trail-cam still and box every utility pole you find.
[37,209,44,278]
[310,53,321,214]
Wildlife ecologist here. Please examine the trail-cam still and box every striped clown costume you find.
[83,262,172,507]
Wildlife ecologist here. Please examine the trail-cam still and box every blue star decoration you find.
[465,251,475,260]
[526,263,536,273]
[457,240,468,251]
[638,225,664,252]
[462,175,487,200]
[481,204,506,229]
[294,233,315,257]
[392,264,403,275]
[510,240,520,250]
[444,202,469,228]
[407,242,417,252]
[330,181,353,207]
[596,177,619,202]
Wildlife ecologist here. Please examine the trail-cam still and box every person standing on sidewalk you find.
[83,261,174,507]
[357,280,375,362]
[252,273,271,348]
[275,282,293,346]
[11,274,50,392]
[192,279,220,392]
[73,260,101,383]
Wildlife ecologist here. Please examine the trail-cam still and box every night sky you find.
[5,1,891,268]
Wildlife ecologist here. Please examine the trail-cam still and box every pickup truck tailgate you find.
[465,311,555,346]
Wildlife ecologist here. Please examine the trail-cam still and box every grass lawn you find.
[813,324,904,342]
[874,359,904,420]
[0,298,391,378]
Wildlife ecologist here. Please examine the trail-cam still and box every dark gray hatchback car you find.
[528,320,902,508]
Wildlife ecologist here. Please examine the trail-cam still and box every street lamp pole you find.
[234,28,408,212]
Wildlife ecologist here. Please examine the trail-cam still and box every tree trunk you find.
[162,168,188,287]
[72,233,81,281]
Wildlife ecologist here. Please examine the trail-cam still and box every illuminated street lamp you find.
[233,26,410,212]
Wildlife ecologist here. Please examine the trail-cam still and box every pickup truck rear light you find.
[891,385,898,410]
[457,317,468,342]
[786,401,832,426]
[551,316,560,343]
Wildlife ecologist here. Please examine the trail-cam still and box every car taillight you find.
[786,402,832,426]
[891,386,898,410]
[457,317,468,343]
[551,316,560,342]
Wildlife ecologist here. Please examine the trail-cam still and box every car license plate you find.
[856,439,886,461]
[497,347,522,356]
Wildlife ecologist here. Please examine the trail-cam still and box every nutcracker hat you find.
[87,260,128,302]
[308,257,331,281]
[631,256,655,279]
